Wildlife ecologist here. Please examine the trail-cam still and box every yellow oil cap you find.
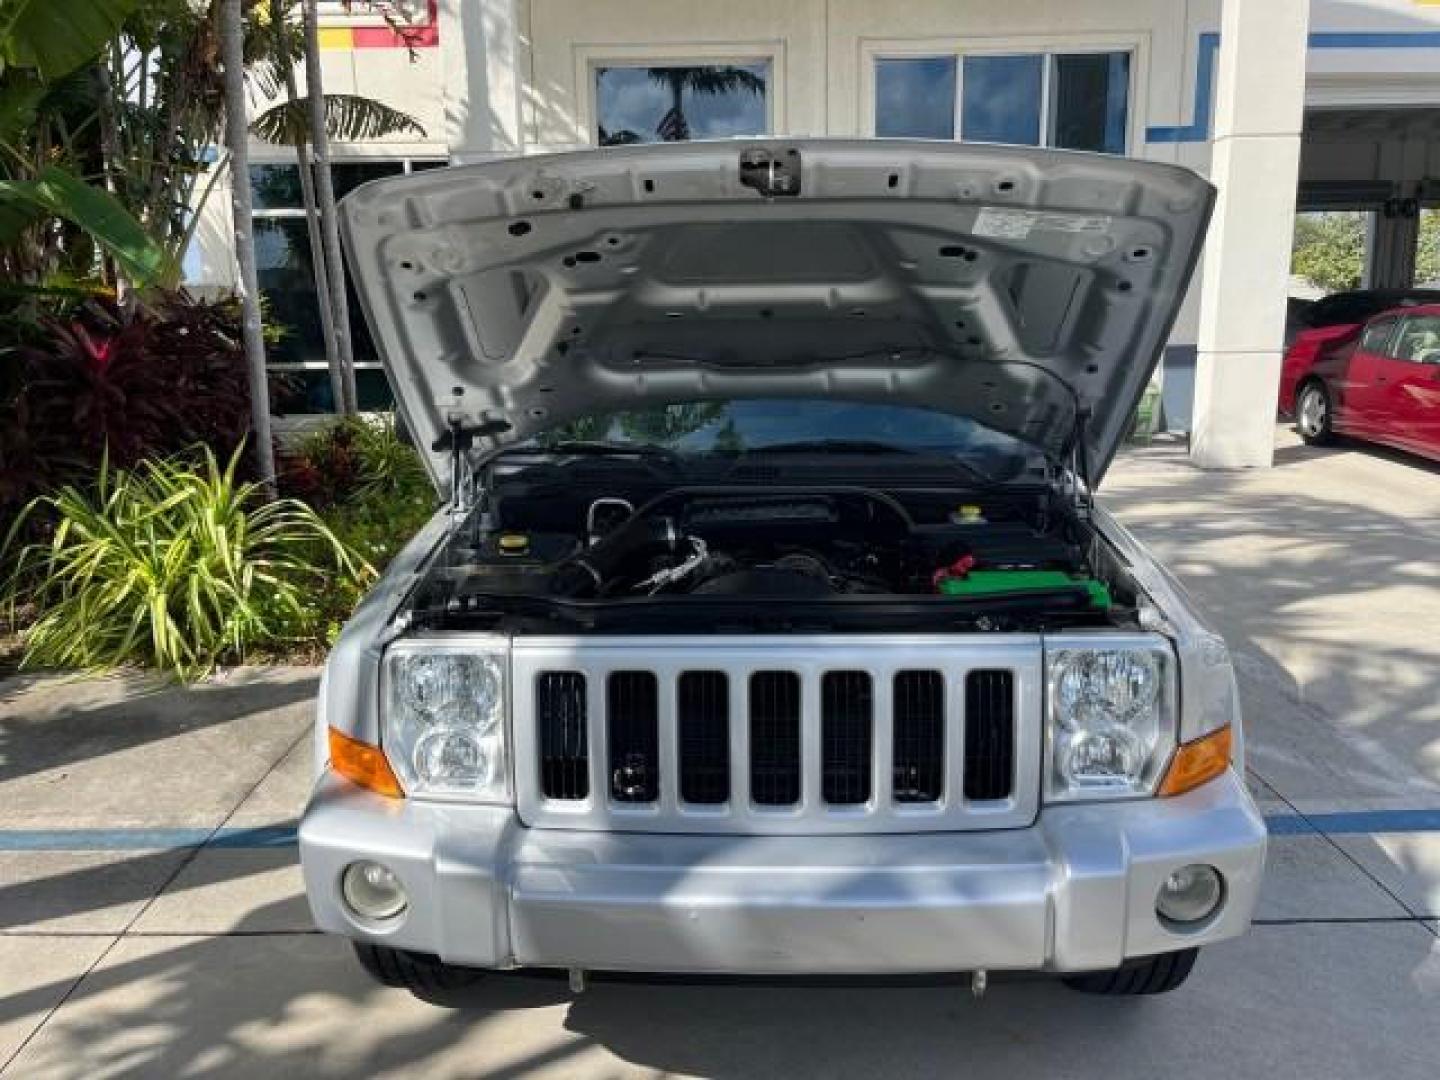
[497,533,530,556]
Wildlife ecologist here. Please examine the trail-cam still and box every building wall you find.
[188,0,1440,422]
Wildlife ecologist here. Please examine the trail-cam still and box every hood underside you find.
[340,140,1214,492]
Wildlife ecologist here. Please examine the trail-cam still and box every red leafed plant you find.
[1,293,275,515]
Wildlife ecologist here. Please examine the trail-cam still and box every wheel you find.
[1295,381,1334,446]
[353,941,485,997]
[1062,947,1199,995]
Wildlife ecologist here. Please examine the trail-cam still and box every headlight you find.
[1046,640,1176,801]
[383,642,510,801]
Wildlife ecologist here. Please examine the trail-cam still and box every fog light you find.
[1156,863,1223,926]
[341,860,408,921]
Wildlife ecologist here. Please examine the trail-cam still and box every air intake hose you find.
[550,516,681,597]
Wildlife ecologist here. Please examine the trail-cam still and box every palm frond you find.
[646,66,766,98]
[249,93,426,145]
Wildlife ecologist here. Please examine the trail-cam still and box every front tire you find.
[353,941,485,997]
[1295,381,1335,446]
[1062,947,1199,995]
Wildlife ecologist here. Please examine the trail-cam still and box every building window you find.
[874,50,1131,154]
[595,61,769,145]
[875,57,955,140]
[250,157,445,413]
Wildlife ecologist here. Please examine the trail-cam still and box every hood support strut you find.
[433,416,511,512]
[1067,407,1095,520]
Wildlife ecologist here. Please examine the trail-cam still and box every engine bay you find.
[409,476,1142,634]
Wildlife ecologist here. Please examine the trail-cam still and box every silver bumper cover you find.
[299,769,1266,975]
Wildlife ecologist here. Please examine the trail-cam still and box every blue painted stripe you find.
[1145,29,1440,145]
[3,812,1440,851]
[1308,31,1440,50]
[1265,808,1440,837]
[0,826,299,851]
[1146,32,1220,145]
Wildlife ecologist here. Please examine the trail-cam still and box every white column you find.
[1189,0,1311,469]
[440,0,528,160]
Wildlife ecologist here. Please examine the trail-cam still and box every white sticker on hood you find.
[973,207,1113,240]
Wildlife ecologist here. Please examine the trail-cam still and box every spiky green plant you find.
[2,444,371,679]
[349,414,430,502]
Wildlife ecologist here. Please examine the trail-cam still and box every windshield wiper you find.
[736,439,995,484]
[745,439,919,456]
[499,440,681,467]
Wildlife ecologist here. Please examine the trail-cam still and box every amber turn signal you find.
[329,726,404,798]
[1158,725,1232,797]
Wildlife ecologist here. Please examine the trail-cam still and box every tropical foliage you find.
[277,414,435,642]
[0,293,271,516]
[2,446,369,678]
[1,0,426,302]
[1292,210,1440,293]
[0,0,169,291]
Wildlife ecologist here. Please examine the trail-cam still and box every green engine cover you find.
[937,569,1112,609]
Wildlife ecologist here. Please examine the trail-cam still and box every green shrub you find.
[350,414,432,502]
[2,446,371,680]
[275,414,437,644]
[281,413,431,509]
[1,293,279,521]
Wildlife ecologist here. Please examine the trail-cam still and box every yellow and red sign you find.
[318,1,439,50]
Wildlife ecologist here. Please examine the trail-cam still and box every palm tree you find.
[220,0,276,489]
[263,0,343,413]
[245,1,425,416]
[648,66,764,142]
[302,0,356,415]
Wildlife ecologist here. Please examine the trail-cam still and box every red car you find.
[1282,302,1440,462]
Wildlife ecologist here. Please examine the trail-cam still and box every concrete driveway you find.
[2,426,1438,1079]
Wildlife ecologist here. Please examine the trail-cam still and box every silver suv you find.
[299,140,1266,998]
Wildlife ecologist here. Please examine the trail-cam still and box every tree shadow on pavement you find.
[0,668,318,784]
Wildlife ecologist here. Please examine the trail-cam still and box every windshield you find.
[521,399,1044,481]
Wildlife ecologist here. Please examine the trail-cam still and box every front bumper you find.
[299,769,1266,975]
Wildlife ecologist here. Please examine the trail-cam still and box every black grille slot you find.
[893,671,945,803]
[749,671,801,806]
[607,671,659,802]
[678,672,729,804]
[537,672,588,800]
[964,669,1015,801]
[822,671,872,805]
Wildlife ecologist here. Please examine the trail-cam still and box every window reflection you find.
[873,49,1132,155]
[596,63,768,144]
[875,57,956,139]
[962,54,1043,146]
[1051,53,1129,154]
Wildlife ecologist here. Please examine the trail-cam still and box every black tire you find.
[1062,948,1199,995]
[1295,380,1335,446]
[353,941,485,995]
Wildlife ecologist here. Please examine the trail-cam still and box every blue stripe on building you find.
[1145,30,1440,145]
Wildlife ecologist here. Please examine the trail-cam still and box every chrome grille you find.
[677,671,729,805]
[536,672,588,800]
[749,671,801,806]
[964,669,1015,801]
[821,671,873,805]
[892,669,945,803]
[514,636,1041,835]
[607,671,659,802]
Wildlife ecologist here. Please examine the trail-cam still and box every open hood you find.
[340,140,1213,493]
